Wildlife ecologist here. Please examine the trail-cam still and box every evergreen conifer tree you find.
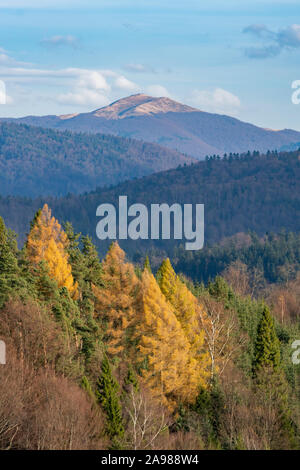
[143,255,152,274]
[0,217,26,307]
[253,306,281,373]
[82,235,103,287]
[96,355,124,439]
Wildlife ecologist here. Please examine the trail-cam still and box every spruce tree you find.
[64,222,86,288]
[124,364,139,391]
[64,223,102,366]
[81,375,96,402]
[0,218,18,276]
[208,276,232,301]
[252,306,298,448]
[143,255,152,274]
[0,217,26,307]
[253,306,281,373]
[82,235,103,287]
[96,355,124,439]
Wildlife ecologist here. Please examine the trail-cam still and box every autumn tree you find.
[93,242,140,358]
[137,270,207,411]
[26,205,77,297]
[156,258,210,379]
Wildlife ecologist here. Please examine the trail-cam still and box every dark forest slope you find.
[0,121,194,197]
[0,150,299,256]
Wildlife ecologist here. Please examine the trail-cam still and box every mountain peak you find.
[92,93,199,119]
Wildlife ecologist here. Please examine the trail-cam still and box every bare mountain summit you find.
[89,94,198,119]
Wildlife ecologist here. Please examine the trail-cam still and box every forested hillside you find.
[139,231,300,290]
[0,122,193,197]
[0,206,299,450]
[1,149,299,254]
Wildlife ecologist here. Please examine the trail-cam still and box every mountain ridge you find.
[0,121,194,198]
[2,94,300,159]
[1,149,299,252]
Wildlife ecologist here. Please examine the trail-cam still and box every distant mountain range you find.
[2,94,300,159]
[0,121,194,197]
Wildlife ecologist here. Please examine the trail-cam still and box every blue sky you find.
[0,0,300,130]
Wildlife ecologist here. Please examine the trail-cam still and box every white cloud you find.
[0,65,77,80]
[40,35,78,48]
[0,47,32,67]
[0,60,143,107]
[0,48,176,111]
[114,75,139,91]
[191,88,241,115]
[57,89,109,106]
[123,63,155,74]
[0,48,13,66]
[77,70,110,91]
[57,70,112,106]
[146,84,171,97]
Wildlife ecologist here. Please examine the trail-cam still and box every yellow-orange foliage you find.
[157,258,210,380]
[26,204,77,297]
[137,270,207,411]
[93,242,140,357]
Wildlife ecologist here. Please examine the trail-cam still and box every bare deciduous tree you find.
[223,260,265,298]
[198,296,246,382]
[123,385,170,450]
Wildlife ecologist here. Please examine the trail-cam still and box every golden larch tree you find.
[93,242,140,358]
[156,258,210,381]
[26,204,77,297]
[137,269,207,411]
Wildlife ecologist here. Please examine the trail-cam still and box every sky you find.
[0,0,300,130]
